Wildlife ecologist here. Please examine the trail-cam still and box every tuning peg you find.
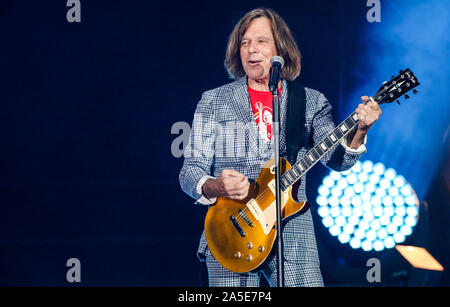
[391,75,396,80]
[404,94,410,99]
[382,81,387,85]
[413,89,418,94]
[396,100,401,105]
[399,69,404,74]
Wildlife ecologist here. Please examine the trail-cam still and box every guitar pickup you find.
[238,209,254,227]
[229,215,246,237]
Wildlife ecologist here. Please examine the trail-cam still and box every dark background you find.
[0,0,448,286]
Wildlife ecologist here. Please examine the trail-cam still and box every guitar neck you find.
[280,110,360,190]
[280,68,420,191]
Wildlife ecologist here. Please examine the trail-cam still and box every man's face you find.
[240,17,277,83]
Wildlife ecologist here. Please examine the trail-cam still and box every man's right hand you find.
[202,169,250,201]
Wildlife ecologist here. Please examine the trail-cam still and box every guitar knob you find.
[258,245,265,253]
[234,252,242,259]
[246,255,253,262]
[246,242,253,249]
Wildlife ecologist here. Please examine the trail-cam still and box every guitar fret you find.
[315,145,324,156]
[345,116,356,128]
[339,123,348,133]
[302,158,311,168]
[324,137,333,148]
[311,148,320,160]
[329,133,337,143]
[286,172,294,183]
[298,162,306,171]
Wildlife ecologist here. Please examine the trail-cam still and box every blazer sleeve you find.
[312,93,366,171]
[179,90,217,203]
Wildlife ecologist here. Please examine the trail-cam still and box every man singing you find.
[179,8,381,287]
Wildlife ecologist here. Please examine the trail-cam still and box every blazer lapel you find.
[227,77,288,160]
[267,79,288,156]
[227,77,269,159]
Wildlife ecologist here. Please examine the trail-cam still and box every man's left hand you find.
[356,96,382,131]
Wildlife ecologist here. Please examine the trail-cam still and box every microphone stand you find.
[271,86,284,288]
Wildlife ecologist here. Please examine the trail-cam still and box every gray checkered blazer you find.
[179,76,365,285]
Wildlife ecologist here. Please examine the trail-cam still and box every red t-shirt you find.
[248,86,281,144]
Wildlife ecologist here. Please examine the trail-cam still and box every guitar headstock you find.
[372,68,420,105]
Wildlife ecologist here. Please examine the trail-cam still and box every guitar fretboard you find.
[279,68,420,191]
[280,110,360,190]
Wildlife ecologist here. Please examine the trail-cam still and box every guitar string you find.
[234,185,274,223]
[235,188,274,224]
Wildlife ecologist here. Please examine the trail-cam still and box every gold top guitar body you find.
[204,158,308,273]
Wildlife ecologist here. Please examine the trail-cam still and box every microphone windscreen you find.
[270,56,285,68]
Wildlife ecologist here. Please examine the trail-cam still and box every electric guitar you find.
[204,69,420,273]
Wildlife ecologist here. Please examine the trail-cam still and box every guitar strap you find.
[285,81,306,164]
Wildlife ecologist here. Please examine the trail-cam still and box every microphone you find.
[269,56,285,92]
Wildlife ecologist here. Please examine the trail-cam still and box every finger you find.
[356,109,367,117]
[226,182,246,193]
[356,105,368,117]
[230,187,248,197]
[361,104,378,116]
[357,114,368,124]
[361,102,380,115]
[362,105,381,120]
[229,187,249,200]
[359,114,377,127]
[361,96,370,102]
[366,100,380,111]
[226,178,249,193]
[356,104,366,112]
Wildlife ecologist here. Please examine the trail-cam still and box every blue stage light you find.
[316,160,419,252]
[350,238,361,249]
[373,162,385,175]
[338,233,351,244]
[362,160,373,173]
[318,185,330,197]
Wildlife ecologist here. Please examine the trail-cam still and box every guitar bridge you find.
[229,215,246,237]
